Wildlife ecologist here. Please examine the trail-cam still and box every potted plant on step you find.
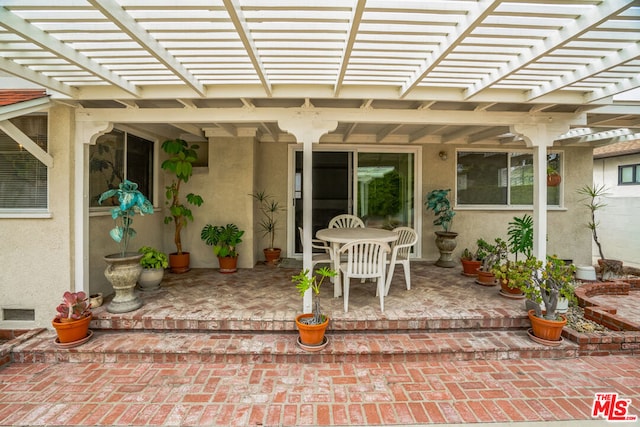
[425,189,457,268]
[251,190,283,266]
[577,184,623,280]
[137,246,169,291]
[495,214,534,298]
[201,223,244,273]
[51,291,92,345]
[512,256,576,345]
[99,179,154,313]
[460,246,482,277]
[161,138,204,273]
[475,238,507,286]
[292,267,337,350]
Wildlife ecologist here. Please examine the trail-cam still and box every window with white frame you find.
[619,163,640,185]
[89,129,154,208]
[0,115,48,210]
[456,151,561,206]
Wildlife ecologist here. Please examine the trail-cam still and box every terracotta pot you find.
[461,259,482,276]
[547,174,561,186]
[169,252,190,274]
[218,255,238,274]
[476,269,496,286]
[528,309,567,342]
[263,248,282,266]
[52,314,92,344]
[295,313,329,346]
[499,278,524,295]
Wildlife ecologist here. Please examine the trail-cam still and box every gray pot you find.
[138,267,165,291]
[103,252,143,313]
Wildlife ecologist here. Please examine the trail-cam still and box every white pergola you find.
[1,1,639,310]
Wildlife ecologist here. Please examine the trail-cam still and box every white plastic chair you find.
[384,227,418,296]
[338,239,390,312]
[297,227,332,270]
[328,214,365,229]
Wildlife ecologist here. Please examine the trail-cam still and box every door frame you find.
[287,143,423,259]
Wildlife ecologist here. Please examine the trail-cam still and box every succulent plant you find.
[55,291,91,320]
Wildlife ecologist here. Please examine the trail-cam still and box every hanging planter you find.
[547,171,561,187]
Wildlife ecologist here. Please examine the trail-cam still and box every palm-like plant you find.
[507,214,533,261]
[251,190,281,250]
[292,267,336,325]
[98,179,154,256]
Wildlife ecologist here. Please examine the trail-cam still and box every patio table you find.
[316,227,399,298]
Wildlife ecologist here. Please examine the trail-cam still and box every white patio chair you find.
[297,227,332,271]
[338,239,390,312]
[328,214,365,229]
[384,226,418,296]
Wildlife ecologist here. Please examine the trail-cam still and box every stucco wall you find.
[0,104,75,329]
[593,153,640,268]
[420,144,594,266]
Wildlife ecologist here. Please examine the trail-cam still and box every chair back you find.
[392,227,418,258]
[328,214,365,228]
[338,239,390,277]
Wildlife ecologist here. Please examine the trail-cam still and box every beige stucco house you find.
[1,1,639,328]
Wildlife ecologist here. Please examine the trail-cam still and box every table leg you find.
[332,242,342,298]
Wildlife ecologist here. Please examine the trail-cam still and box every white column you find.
[510,123,569,261]
[278,113,337,312]
[74,121,113,293]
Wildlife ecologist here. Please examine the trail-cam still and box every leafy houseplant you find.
[98,179,154,257]
[51,291,92,344]
[137,246,169,291]
[251,190,283,265]
[99,179,153,313]
[425,189,457,268]
[161,138,204,272]
[200,223,244,273]
[292,267,337,348]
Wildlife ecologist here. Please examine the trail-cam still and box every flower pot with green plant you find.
[577,184,623,280]
[493,214,534,298]
[460,246,482,277]
[137,246,169,291]
[98,179,154,313]
[509,256,576,344]
[251,190,283,266]
[475,238,508,286]
[425,189,457,268]
[292,267,337,348]
[161,138,204,273]
[51,291,92,345]
[200,223,244,273]
[547,166,561,187]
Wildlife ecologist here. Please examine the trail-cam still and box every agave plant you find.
[55,291,91,320]
[98,179,154,256]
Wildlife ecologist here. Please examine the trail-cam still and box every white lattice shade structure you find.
[0,0,639,143]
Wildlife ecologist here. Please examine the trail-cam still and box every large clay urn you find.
[103,252,143,313]
[434,231,458,268]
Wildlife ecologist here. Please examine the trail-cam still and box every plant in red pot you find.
[251,190,283,266]
[460,247,482,277]
[475,238,507,286]
[201,223,244,273]
[52,291,92,345]
[513,256,577,345]
[292,267,337,350]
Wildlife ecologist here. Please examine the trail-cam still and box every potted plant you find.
[99,179,154,313]
[493,214,534,298]
[460,247,481,277]
[251,190,283,266]
[577,184,623,280]
[475,238,507,286]
[547,166,561,187]
[200,223,244,273]
[51,291,92,345]
[292,267,337,349]
[161,138,204,273]
[137,246,168,291]
[424,189,457,268]
[511,256,577,344]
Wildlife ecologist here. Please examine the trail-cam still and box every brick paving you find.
[1,262,640,425]
[1,356,639,425]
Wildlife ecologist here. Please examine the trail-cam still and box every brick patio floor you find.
[1,262,639,426]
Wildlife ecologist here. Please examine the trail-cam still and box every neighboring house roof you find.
[594,140,640,159]
[0,90,48,106]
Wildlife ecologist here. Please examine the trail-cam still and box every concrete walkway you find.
[1,355,639,426]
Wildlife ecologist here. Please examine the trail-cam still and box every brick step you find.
[11,328,579,365]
